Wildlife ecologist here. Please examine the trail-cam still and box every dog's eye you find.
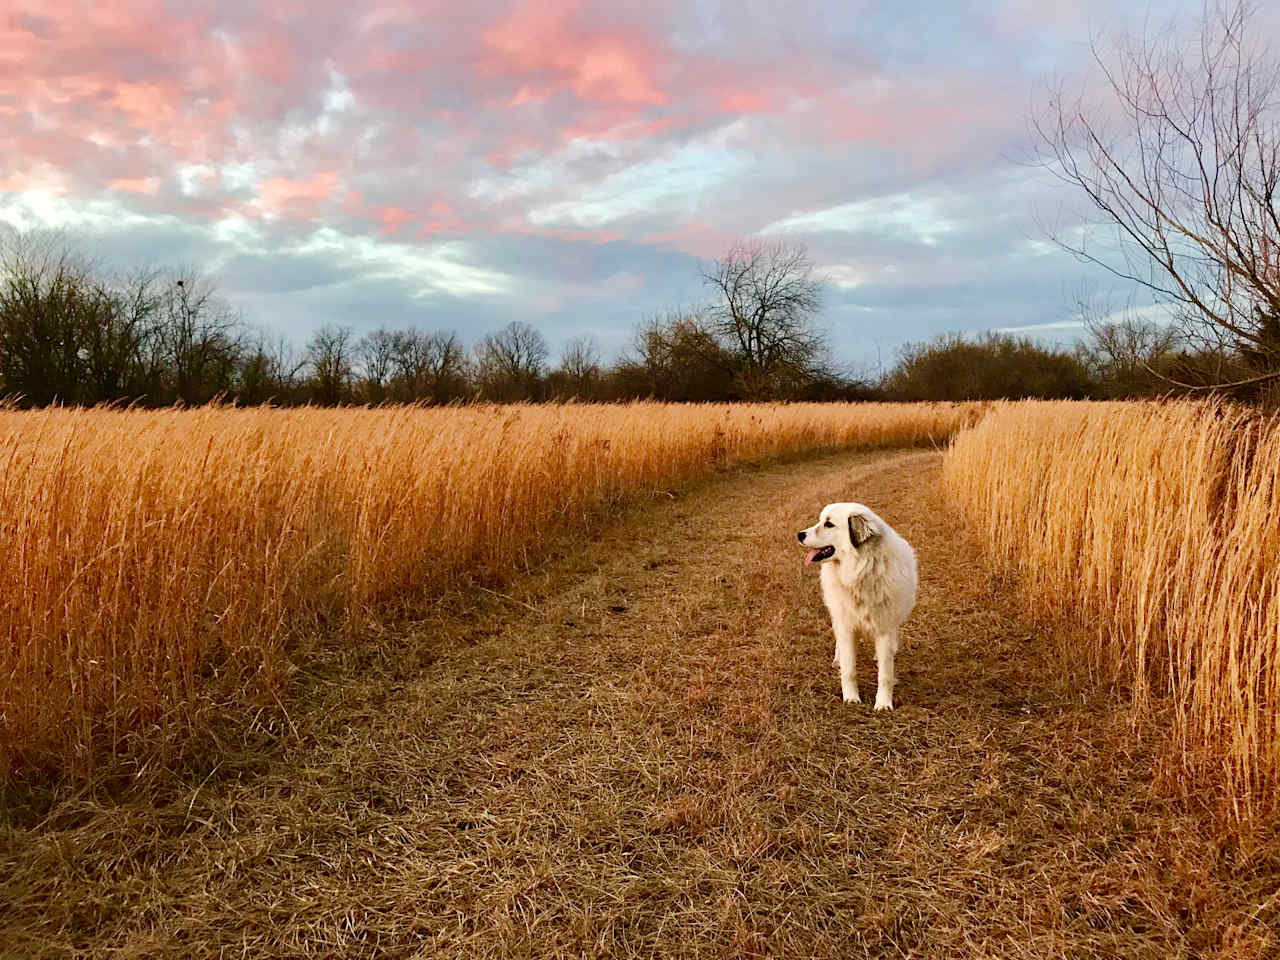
[823,520,834,528]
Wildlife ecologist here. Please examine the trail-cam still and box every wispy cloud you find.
[528,136,752,229]
[994,320,1087,333]
[290,229,514,298]
[760,193,958,246]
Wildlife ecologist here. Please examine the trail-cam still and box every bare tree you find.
[237,333,306,404]
[702,239,827,398]
[626,310,736,400]
[0,231,96,404]
[1036,1,1280,394]
[0,231,257,406]
[1086,317,1181,387]
[356,327,399,403]
[157,267,243,404]
[1074,295,1182,396]
[0,232,172,405]
[560,334,600,381]
[475,321,547,400]
[305,324,355,405]
[390,329,469,403]
[421,331,471,403]
[553,334,602,398]
[101,265,167,400]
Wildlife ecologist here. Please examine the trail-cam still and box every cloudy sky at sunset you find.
[0,0,1238,369]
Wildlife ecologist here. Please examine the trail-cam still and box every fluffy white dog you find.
[797,503,918,710]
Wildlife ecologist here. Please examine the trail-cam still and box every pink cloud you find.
[643,218,738,259]
[258,171,341,217]
[718,88,775,114]
[373,201,462,237]
[0,171,59,193]
[339,191,465,237]
[109,177,159,194]
[482,0,668,107]
[0,0,1047,258]
[377,205,414,234]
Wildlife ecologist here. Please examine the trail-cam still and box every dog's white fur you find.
[797,503,917,709]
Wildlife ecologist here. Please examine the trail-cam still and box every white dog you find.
[797,503,917,710]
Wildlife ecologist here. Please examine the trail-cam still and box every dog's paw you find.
[873,696,893,711]
[841,687,861,704]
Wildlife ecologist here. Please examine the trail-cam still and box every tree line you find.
[881,316,1244,402]
[0,232,867,406]
[0,226,1273,407]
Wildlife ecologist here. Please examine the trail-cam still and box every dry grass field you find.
[4,448,1276,958]
[4,400,1280,957]
[0,402,977,782]
[944,401,1280,824]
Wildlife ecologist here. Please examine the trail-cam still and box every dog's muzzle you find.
[798,530,835,565]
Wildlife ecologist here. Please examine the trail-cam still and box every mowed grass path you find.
[3,450,1277,958]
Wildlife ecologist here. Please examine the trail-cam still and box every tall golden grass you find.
[944,400,1280,820]
[0,401,979,780]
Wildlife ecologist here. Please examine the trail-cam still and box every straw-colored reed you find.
[944,401,1280,820]
[0,401,978,779]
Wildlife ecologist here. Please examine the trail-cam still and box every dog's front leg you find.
[832,612,859,703]
[873,630,897,710]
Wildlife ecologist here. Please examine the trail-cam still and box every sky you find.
[0,0,1236,372]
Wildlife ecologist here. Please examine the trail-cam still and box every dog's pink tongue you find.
[804,548,821,566]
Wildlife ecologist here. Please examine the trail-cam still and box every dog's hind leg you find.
[873,628,898,711]
[832,611,860,703]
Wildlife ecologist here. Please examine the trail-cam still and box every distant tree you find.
[0,232,258,407]
[97,266,168,402]
[621,310,737,401]
[236,333,305,405]
[794,368,881,402]
[304,324,355,405]
[1074,298,1182,397]
[884,333,1094,401]
[356,327,399,403]
[703,239,828,398]
[1036,0,1280,396]
[475,321,547,401]
[549,334,603,399]
[390,329,470,403]
[156,268,243,404]
[0,231,107,404]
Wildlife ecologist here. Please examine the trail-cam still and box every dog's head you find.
[796,502,878,566]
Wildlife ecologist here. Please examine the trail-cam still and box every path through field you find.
[3,449,1276,958]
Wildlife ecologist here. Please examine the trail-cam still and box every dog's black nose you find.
[797,530,806,542]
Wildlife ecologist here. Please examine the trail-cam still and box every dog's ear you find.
[848,512,877,547]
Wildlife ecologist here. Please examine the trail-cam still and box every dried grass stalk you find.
[944,400,1280,821]
[0,401,980,779]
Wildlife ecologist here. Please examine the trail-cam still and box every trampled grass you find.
[944,400,1280,823]
[0,401,979,781]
